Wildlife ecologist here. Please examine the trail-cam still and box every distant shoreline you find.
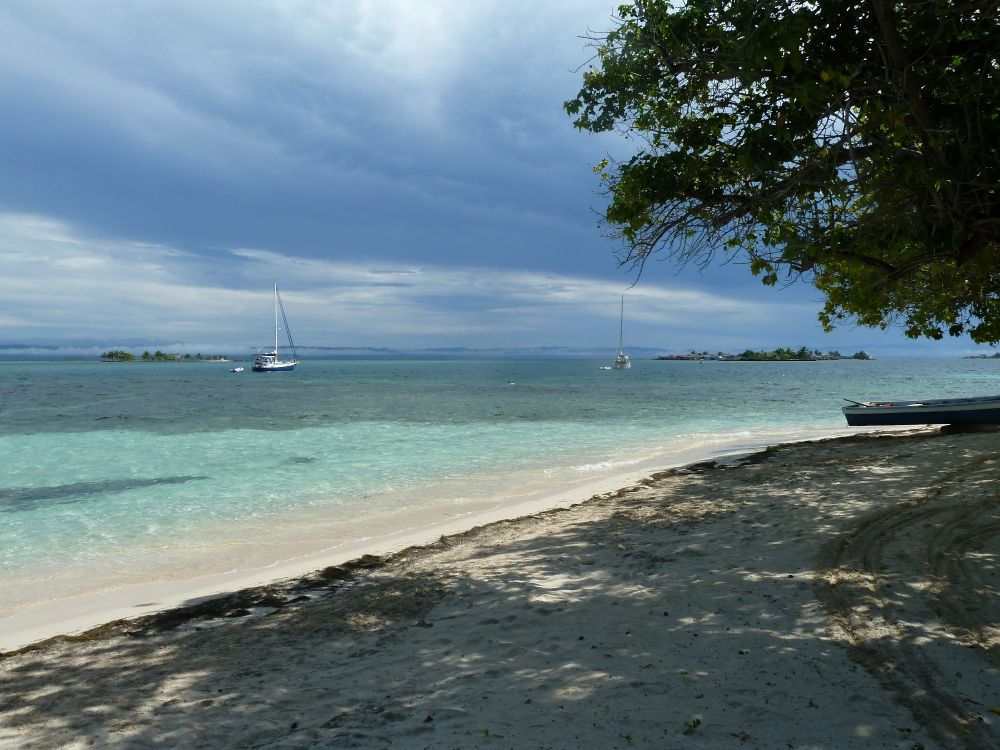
[99,358,232,363]
[656,349,872,362]
[100,350,230,363]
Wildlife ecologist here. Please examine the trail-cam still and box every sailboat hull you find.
[251,362,297,372]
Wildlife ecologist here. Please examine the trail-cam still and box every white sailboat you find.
[252,284,299,372]
[612,296,631,370]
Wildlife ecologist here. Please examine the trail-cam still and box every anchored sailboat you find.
[252,284,299,372]
[612,296,631,370]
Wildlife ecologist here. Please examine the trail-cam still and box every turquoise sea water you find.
[2,356,999,616]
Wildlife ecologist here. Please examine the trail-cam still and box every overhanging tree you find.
[566,0,1000,342]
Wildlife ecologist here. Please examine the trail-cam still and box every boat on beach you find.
[611,296,630,370]
[842,394,1000,426]
[252,284,299,373]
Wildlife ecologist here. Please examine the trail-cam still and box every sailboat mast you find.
[274,283,279,357]
[618,296,624,352]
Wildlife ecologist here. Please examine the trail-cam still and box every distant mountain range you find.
[0,343,671,360]
[294,345,672,358]
[4,342,997,361]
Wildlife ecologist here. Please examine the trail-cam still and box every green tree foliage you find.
[566,1,1000,342]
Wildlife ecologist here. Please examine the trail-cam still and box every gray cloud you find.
[0,212,941,357]
[0,2,979,356]
[0,1,621,271]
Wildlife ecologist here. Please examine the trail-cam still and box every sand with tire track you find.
[1,428,998,749]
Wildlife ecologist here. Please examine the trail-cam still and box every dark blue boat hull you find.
[843,396,1000,426]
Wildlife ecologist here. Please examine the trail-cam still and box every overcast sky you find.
[0,1,988,357]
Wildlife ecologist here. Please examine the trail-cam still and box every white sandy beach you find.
[2,427,998,749]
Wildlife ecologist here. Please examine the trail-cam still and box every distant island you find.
[657,348,872,362]
[965,352,1000,359]
[100,350,229,362]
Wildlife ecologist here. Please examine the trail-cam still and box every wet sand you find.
[1,428,998,749]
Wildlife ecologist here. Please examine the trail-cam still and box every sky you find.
[0,0,990,358]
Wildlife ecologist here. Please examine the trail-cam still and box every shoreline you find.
[0,430,1000,750]
[2,426,998,748]
[0,423,898,654]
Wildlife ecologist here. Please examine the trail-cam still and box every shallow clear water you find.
[2,356,999,606]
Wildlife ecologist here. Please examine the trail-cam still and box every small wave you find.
[570,457,645,473]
